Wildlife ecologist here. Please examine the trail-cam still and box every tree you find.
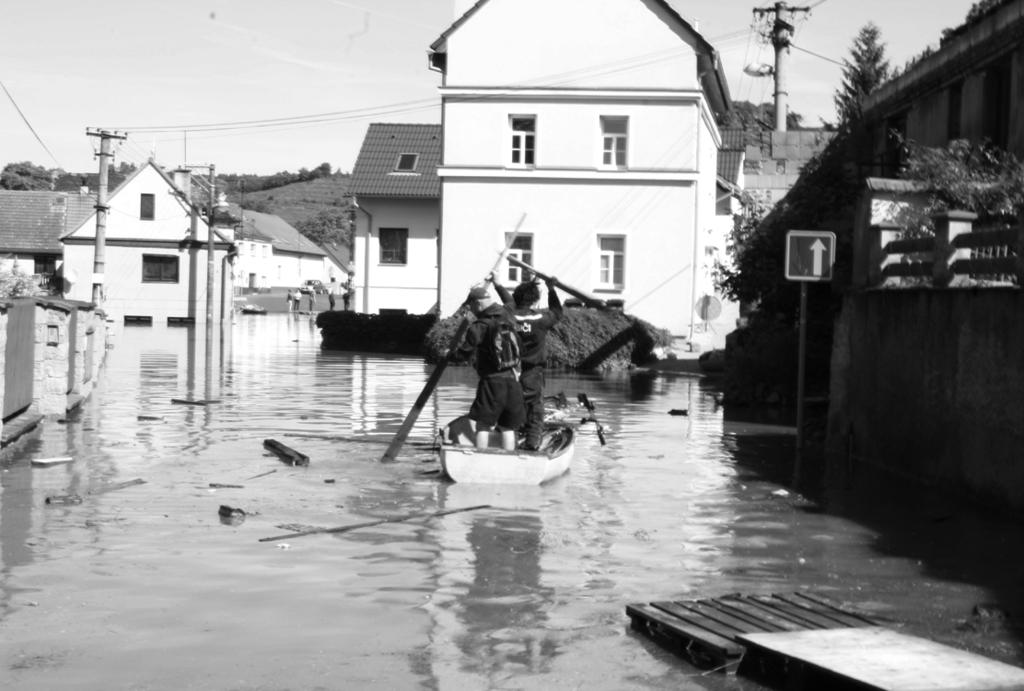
[834,23,891,127]
[296,206,353,248]
[1,161,55,191]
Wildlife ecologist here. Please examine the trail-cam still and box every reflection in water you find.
[0,314,1020,690]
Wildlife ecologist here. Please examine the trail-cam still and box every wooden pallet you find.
[626,591,879,673]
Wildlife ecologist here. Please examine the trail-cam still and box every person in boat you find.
[449,281,525,451]
[493,273,563,450]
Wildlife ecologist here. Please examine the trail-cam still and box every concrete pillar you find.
[868,222,902,287]
[931,210,977,287]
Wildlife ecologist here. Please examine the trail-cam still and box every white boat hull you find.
[438,419,575,485]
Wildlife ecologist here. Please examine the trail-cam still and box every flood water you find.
[2,313,1022,690]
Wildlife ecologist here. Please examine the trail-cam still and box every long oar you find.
[505,256,605,308]
[380,213,527,462]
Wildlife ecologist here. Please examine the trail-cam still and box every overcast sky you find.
[1,0,976,175]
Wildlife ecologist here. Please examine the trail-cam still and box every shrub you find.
[0,270,44,299]
[424,306,671,372]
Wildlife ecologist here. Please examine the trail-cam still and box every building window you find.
[142,254,179,283]
[140,193,155,220]
[394,153,419,172]
[600,116,628,167]
[983,59,1011,148]
[379,228,408,265]
[506,234,533,283]
[510,115,536,166]
[947,81,963,141]
[597,236,625,289]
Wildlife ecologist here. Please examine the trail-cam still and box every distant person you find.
[328,279,338,310]
[342,278,354,311]
[307,288,317,312]
[449,280,524,450]
[286,289,298,312]
[494,273,563,449]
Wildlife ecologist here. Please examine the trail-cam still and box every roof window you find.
[393,153,419,173]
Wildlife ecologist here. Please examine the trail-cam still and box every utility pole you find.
[85,128,127,304]
[206,164,216,330]
[753,2,810,132]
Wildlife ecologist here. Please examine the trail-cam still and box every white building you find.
[349,123,442,314]
[61,161,234,325]
[430,0,731,336]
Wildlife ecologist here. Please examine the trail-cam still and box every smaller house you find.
[349,123,442,314]
[231,208,340,292]
[61,160,234,325]
[0,189,95,292]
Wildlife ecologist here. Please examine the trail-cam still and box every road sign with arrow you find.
[785,230,836,282]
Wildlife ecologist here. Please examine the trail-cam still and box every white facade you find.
[62,162,233,324]
[434,0,726,335]
[352,198,440,314]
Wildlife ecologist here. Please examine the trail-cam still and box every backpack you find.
[486,310,521,373]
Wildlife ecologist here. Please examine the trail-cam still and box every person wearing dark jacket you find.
[451,282,525,450]
[494,273,563,450]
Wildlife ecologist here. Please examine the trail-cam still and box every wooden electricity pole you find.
[85,128,127,304]
[753,2,810,132]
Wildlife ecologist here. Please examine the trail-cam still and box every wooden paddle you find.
[578,393,607,445]
[505,256,606,308]
[380,213,527,462]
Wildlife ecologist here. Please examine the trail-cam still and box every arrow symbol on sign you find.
[811,239,827,276]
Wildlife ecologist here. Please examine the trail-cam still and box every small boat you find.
[239,303,267,314]
[438,415,576,485]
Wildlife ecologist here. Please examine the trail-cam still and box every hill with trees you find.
[1,159,353,249]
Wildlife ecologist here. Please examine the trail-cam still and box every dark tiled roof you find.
[237,209,326,256]
[717,150,743,183]
[720,128,746,150]
[0,190,96,254]
[349,123,442,199]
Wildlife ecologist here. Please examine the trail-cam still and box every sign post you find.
[784,230,836,486]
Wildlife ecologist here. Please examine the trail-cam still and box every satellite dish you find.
[743,63,774,77]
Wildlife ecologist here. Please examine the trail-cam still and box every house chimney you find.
[173,168,192,201]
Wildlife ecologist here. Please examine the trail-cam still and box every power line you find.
[1,80,62,168]
[105,37,751,139]
[791,43,845,67]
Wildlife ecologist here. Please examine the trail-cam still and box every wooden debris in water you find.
[45,478,146,506]
[31,456,73,466]
[209,483,244,489]
[170,398,221,406]
[258,504,491,542]
[263,439,310,466]
[626,592,880,674]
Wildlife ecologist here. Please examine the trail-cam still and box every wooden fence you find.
[868,210,1024,288]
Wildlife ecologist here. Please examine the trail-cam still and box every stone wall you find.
[1,299,108,443]
[826,288,1024,514]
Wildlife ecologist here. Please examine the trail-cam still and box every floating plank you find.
[626,603,744,670]
[31,456,73,466]
[713,596,807,633]
[746,594,848,629]
[263,439,310,466]
[627,592,882,675]
[737,626,1024,691]
[778,592,879,627]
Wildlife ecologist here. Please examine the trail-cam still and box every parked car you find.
[300,279,326,295]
